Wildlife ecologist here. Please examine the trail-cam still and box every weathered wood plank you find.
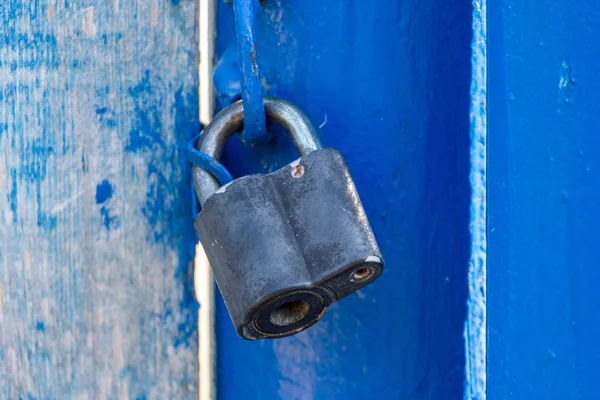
[0,1,199,398]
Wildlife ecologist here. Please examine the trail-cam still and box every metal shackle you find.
[193,97,322,205]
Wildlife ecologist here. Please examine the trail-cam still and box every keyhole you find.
[269,300,310,326]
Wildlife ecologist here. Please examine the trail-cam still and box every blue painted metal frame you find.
[232,0,268,142]
[213,0,474,398]
[488,1,600,398]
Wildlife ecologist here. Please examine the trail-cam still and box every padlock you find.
[193,97,384,340]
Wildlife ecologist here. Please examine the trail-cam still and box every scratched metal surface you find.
[0,1,199,398]
[212,0,474,398]
[488,1,600,398]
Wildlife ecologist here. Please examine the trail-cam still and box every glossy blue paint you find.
[232,0,268,142]
[0,1,198,398]
[488,1,600,398]
[213,0,474,398]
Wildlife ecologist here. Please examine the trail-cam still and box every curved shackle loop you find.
[193,96,322,205]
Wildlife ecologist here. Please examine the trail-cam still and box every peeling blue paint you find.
[0,31,58,70]
[126,71,164,153]
[35,321,45,332]
[95,106,117,128]
[175,284,196,348]
[36,181,56,229]
[174,86,200,142]
[130,79,199,353]
[142,163,169,240]
[21,137,54,181]
[0,2,40,23]
[100,206,117,230]
[98,179,119,230]
[18,135,59,229]
[95,180,113,204]
[81,152,88,173]
[8,168,18,222]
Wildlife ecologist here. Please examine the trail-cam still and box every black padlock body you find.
[195,148,383,340]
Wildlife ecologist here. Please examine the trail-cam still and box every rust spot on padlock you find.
[291,164,304,178]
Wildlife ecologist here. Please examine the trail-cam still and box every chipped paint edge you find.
[198,0,217,399]
[464,0,487,399]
